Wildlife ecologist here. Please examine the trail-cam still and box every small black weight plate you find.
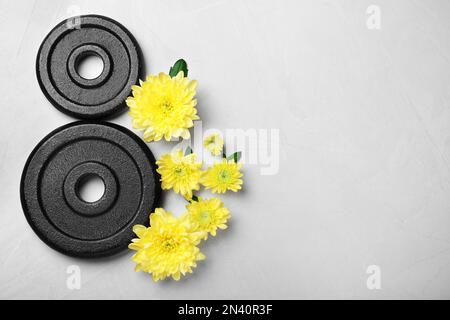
[36,15,142,119]
[20,122,160,258]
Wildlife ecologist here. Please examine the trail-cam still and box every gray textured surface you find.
[1,0,450,299]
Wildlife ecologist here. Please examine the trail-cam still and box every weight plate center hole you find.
[76,173,105,203]
[76,53,104,80]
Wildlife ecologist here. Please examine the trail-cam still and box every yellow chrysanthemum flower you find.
[182,198,230,240]
[203,133,224,156]
[201,159,243,193]
[156,150,202,199]
[126,72,199,142]
[129,208,206,281]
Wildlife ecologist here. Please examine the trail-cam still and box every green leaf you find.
[169,59,188,78]
[185,146,193,155]
[228,151,242,163]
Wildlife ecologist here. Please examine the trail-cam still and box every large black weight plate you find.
[20,122,160,258]
[36,15,142,119]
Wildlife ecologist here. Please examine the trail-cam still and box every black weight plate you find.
[36,15,142,119]
[20,122,160,258]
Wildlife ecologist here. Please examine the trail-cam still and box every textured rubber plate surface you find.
[36,15,142,119]
[20,122,160,258]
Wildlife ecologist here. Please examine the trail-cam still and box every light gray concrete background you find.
[1,0,450,299]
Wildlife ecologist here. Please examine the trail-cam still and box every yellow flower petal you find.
[183,198,231,240]
[203,133,224,156]
[129,208,205,282]
[132,225,147,238]
[201,159,244,194]
[156,150,202,199]
[126,72,200,142]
